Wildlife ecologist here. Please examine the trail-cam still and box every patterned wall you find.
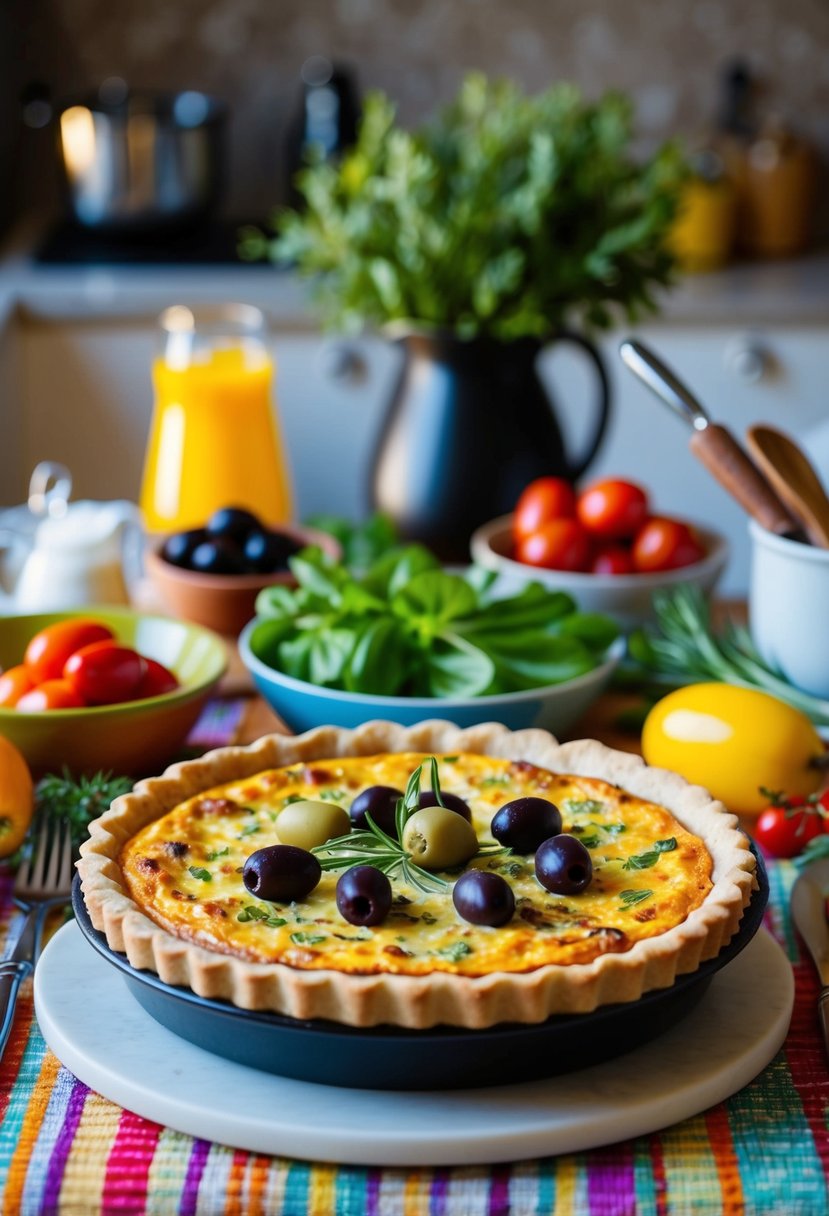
[12,0,829,220]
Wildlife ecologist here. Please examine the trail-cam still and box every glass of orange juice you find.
[140,303,293,533]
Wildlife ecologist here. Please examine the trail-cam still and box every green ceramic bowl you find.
[0,608,228,776]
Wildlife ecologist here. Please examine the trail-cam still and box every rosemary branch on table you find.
[311,756,505,895]
[628,586,829,728]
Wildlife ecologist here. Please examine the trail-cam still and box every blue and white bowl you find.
[238,620,625,738]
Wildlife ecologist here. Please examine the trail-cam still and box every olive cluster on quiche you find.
[78,721,756,1029]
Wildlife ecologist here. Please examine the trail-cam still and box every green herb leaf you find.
[290,931,327,946]
[622,838,677,871]
[438,941,473,962]
[35,769,133,853]
[206,847,230,861]
[619,889,653,907]
[237,905,287,927]
[188,866,212,883]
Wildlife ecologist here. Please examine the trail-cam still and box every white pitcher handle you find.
[28,462,72,518]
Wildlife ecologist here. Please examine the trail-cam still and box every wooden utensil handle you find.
[690,424,800,535]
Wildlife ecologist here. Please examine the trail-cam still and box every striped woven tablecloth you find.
[0,700,827,1216]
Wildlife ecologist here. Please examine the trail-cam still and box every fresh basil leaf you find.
[254,584,301,620]
[276,633,316,681]
[345,618,409,695]
[248,617,297,666]
[289,547,349,599]
[392,571,477,627]
[480,633,596,689]
[421,633,495,698]
[309,628,357,685]
[363,544,438,598]
[557,612,620,653]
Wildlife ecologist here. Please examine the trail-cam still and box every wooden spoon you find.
[619,340,802,538]
[746,425,829,549]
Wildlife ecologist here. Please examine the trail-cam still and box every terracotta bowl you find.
[145,523,341,636]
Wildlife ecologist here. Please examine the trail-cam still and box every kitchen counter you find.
[1,219,829,326]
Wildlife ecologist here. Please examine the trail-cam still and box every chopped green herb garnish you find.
[438,941,473,962]
[237,905,287,927]
[318,788,347,802]
[442,755,459,763]
[238,823,261,838]
[290,931,327,946]
[619,889,653,907]
[480,775,511,788]
[282,794,305,806]
[579,834,601,849]
[188,866,211,882]
[563,798,606,816]
[500,861,525,877]
[205,847,230,861]
[421,911,438,925]
[622,838,677,871]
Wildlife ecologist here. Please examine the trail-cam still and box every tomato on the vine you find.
[576,479,649,540]
[513,477,576,540]
[753,795,825,859]
[514,519,592,572]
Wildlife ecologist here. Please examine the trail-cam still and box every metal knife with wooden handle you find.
[619,339,803,539]
[791,857,829,1061]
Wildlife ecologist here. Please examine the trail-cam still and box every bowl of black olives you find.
[145,507,341,635]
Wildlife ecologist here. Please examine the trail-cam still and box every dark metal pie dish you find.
[71,850,768,1092]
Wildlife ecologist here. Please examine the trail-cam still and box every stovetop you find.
[34,219,268,267]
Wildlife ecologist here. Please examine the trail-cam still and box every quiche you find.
[78,720,756,1029]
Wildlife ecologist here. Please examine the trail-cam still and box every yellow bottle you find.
[140,305,293,533]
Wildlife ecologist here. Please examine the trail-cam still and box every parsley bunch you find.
[35,770,133,853]
[243,74,685,339]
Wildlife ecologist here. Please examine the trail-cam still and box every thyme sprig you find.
[312,757,504,895]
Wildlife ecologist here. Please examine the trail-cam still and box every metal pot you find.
[56,86,228,233]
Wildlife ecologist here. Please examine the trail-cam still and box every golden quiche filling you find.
[79,724,755,1028]
[120,751,712,977]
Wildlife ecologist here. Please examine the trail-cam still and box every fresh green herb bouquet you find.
[249,545,618,699]
[242,73,685,337]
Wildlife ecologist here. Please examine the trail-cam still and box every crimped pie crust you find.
[77,720,757,1029]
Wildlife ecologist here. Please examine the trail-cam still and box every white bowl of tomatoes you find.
[470,477,728,631]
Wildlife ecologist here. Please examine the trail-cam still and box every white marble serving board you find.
[34,924,793,1167]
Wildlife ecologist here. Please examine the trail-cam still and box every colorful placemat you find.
[0,702,827,1215]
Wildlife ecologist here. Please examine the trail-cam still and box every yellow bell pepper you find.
[641,682,824,814]
[0,735,34,857]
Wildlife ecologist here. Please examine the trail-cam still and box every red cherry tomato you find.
[590,544,636,576]
[753,797,824,859]
[0,665,35,707]
[63,641,147,706]
[514,519,592,572]
[24,619,115,684]
[513,477,576,540]
[632,517,706,573]
[576,479,649,540]
[16,679,86,711]
[134,658,179,699]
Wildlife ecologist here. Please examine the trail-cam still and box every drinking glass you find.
[140,304,292,532]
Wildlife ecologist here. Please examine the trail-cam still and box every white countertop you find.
[1,219,828,328]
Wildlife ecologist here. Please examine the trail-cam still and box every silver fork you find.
[0,817,74,1061]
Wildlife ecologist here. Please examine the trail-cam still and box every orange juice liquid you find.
[140,347,292,532]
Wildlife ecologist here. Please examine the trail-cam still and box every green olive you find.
[275,800,350,851]
[402,806,479,870]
